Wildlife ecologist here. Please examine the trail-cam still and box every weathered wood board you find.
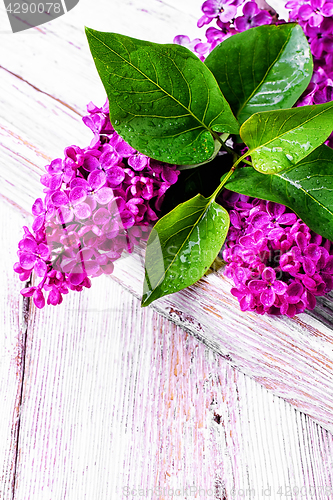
[111,244,333,434]
[0,200,32,499]
[12,283,333,499]
[2,194,332,499]
[1,4,333,494]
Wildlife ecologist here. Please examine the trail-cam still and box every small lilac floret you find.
[173,35,210,60]
[298,0,333,27]
[198,0,245,27]
[234,2,272,31]
[170,0,333,318]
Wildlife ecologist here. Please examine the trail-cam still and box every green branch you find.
[211,150,252,200]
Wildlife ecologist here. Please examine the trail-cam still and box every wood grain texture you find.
[3,187,333,498]
[13,273,333,500]
[1,0,333,455]
[0,198,33,500]
[110,245,333,434]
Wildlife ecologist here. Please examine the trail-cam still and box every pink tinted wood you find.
[12,273,333,498]
[1,0,333,457]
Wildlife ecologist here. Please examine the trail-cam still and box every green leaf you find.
[205,23,313,124]
[240,101,333,174]
[224,145,333,240]
[85,28,239,165]
[178,138,223,170]
[142,194,230,306]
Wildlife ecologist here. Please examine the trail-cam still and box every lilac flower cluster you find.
[286,0,333,146]
[174,0,333,316]
[14,101,179,308]
[175,0,333,144]
[221,192,333,316]
[174,0,273,60]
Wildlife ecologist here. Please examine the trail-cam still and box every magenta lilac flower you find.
[222,193,333,316]
[298,0,333,27]
[14,100,180,308]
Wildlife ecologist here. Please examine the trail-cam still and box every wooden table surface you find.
[1,1,333,498]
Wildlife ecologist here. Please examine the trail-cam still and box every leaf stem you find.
[212,132,229,146]
[211,150,252,200]
[242,158,253,167]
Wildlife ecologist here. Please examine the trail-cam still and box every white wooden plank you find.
[12,278,333,499]
[0,0,206,211]
[0,198,33,500]
[0,64,91,212]
[0,0,205,115]
[1,0,333,434]
[111,247,333,434]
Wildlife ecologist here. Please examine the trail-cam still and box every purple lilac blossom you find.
[174,1,272,57]
[176,0,333,117]
[15,0,333,316]
[174,0,333,317]
[198,0,246,27]
[221,193,333,316]
[234,2,272,31]
[304,18,333,57]
[14,101,180,308]
[298,0,333,27]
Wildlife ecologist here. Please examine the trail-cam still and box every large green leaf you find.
[85,28,239,165]
[205,24,313,124]
[224,145,333,240]
[142,194,230,306]
[240,102,333,174]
